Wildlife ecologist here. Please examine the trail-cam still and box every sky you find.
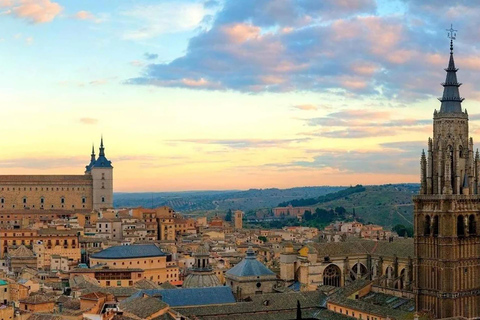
[2,0,480,192]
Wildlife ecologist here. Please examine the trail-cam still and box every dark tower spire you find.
[439,25,464,113]
[85,143,97,173]
[99,136,105,157]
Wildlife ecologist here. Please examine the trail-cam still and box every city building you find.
[225,247,277,298]
[273,205,314,217]
[414,37,480,317]
[183,245,221,288]
[0,138,113,211]
[234,210,243,230]
[89,244,179,285]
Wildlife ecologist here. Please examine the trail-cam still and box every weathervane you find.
[447,24,457,40]
[446,24,457,53]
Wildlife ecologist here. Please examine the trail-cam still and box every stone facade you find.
[284,240,414,293]
[0,138,113,211]
[414,40,480,318]
[234,210,243,230]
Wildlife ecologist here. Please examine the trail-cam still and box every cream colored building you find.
[89,244,179,284]
[0,138,113,211]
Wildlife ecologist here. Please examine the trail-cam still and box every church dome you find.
[183,272,221,288]
[226,247,276,279]
[182,242,221,289]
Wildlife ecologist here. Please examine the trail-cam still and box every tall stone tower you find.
[85,137,113,210]
[414,31,480,318]
[234,210,243,229]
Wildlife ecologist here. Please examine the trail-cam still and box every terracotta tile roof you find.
[119,295,168,319]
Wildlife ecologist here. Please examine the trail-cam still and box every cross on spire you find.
[446,24,457,53]
[447,24,457,40]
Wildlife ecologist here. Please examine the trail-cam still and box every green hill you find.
[283,184,419,228]
[315,184,418,227]
[114,186,346,212]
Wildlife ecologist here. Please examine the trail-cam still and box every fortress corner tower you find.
[414,29,480,318]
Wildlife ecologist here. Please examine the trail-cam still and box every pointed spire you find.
[91,144,95,162]
[99,136,105,157]
[439,25,464,113]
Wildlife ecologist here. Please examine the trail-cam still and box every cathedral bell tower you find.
[414,26,480,318]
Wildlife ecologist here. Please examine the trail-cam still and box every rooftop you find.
[127,286,235,307]
[226,247,275,278]
[119,295,168,319]
[90,244,165,260]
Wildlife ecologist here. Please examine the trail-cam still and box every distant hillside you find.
[113,186,346,212]
[292,184,419,228]
[278,185,366,207]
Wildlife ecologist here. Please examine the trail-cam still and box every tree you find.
[225,209,232,221]
[304,210,312,221]
[335,206,346,216]
[392,224,413,237]
[258,236,267,243]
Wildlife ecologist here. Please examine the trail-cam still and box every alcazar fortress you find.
[0,138,113,211]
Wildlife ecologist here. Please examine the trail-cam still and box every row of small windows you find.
[0,196,88,209]
[0,186,86,191]
[424,214,476,237]
[2,196,87,204]
[0,196,104,207]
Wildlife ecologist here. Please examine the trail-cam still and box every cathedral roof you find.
[127,287,236,307]
[310,238,414,259]
[226,247,275,278]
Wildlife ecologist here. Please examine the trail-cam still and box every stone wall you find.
[0,175,93,210]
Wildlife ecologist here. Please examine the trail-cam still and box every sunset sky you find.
[2,0,480,191]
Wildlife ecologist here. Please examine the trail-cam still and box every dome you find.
[195,244,209,256]
[183,272,221,288]
[226,247,275,279]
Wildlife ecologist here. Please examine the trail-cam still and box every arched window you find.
[61,197,65,204]
[101,197,105,203]
[350,263,368,281]
[40,197,45,204]
[424,215,431,236]
[459,145,464,158]
[323,264,341,287]
[22,197,27,204]
[433,216,439,237]
[385,266,394,279]
[469,215,476,235]
[396,268,406,290]
[457,215,465,237]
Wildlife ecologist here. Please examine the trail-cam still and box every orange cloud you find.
[387,49,415,64]
[181,78,212,87]
[341,78,368,90]
[293,104,318,111]
[74,10,94,20]
[79,118,98,125]
[222,23,261,43]
[9,0,62,24]
[351,61,378,75]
